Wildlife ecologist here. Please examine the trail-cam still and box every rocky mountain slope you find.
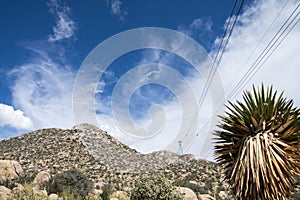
[0,124,196,178]
[73,123,178,172]
[2,123,298,199]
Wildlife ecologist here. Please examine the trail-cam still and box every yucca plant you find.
[214,84,300,200]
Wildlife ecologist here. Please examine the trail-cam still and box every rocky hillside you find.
[0,124,200,178]
[0,124,228,196]
[1,124,300,199]
[73,123,178,172]
[0,125,113,183]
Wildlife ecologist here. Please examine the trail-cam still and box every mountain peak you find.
[71,123,100,131]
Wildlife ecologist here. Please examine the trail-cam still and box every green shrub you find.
[130,174,183,200]
[48,169,93,198]
[18,171,38,185]
[101,184,112,200]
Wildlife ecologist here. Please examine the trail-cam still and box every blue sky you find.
[1,0,300,159]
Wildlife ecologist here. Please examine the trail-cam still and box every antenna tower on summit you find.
[178,141,186,167]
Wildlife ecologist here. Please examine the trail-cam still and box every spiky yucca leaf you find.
[214,85,300,200]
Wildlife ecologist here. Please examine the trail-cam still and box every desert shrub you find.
[18,171,37,185]
[101,184,113,200]
[293,192,300,200]
[130,174,183,200]
[7,183,47,200]
[0,178,16,190]
[60,188,82,200]
[48,169,93,198]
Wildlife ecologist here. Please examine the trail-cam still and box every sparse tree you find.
[214,84,300,199]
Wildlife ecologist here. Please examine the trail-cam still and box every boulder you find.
[94,181,105,190]
[199,194,215,200]
[12,183,24,192]
[218,191,227,199]
[112,190,129,200]
[32,189,48,198]
[150,150,178,164]
[48,193,59,200]
[0,160,24,181]
[0,186,11,200]
[93,189,102,196]
[183,154,196,161]
[33,171,51,190]
[177,187,198,200]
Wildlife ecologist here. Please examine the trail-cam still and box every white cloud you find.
[178,17,213,38]
[0,103,33,130]
[214,0,300,106]
[106,0,127,20]
[6,0,76,130]
[9,48,75,129]
[48,0,76,42]
[190,18,213,33]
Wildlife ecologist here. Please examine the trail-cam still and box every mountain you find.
[0,124,202,179]
[0,123,230,198]
[73,123,178,172]
[1,123,300,199]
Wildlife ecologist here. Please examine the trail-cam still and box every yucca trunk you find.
[214,85,300,199]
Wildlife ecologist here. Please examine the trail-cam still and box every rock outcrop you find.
[0,160,24,182]
[0,186,11,200]
[177,187,198,200]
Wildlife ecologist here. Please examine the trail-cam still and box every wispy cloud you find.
[190,18,213,33]
[178,17,213,35]
[48,0,76,42]
[0,103,33,130]
[177,17,214,50]
[213,0,300,105]
[106,0,127,20]
[7,0,76,130]
[9,45,75,129]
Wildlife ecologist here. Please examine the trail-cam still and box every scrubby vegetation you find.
[7,184,47,200]
[47,169,94,198]
[130,174,183,200]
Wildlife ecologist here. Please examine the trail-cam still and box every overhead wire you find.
[224,0,291,97]
[184,0,246,153]
[187,0,300,158]
[203,1,300,160]
[197,0,245,112]
[227,1,300,100]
